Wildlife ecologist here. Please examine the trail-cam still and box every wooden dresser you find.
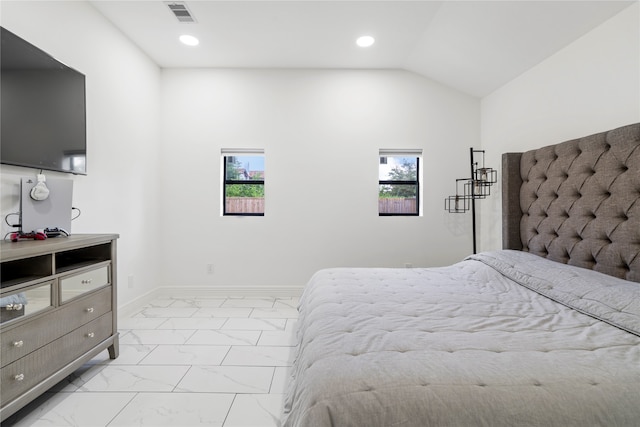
[0,234,119,421]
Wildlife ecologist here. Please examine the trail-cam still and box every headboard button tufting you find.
[507,123,639,282]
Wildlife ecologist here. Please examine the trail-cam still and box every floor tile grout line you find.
[220,344,233,365]
[136,344,159,365]
[220,317,230,329]
[104,391,139,427]
[221,393,238,427]
[155,318,170,329]
[267,365,278,394]
[171,363,195,393]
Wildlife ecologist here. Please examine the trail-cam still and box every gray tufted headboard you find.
[502,123,640,283]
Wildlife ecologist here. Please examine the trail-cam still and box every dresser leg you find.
[108,336,119,359]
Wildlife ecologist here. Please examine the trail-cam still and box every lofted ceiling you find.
[89,0,635,98]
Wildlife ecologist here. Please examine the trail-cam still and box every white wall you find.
[4,1,634,297]
[480,2,640,251]
[159,69,480,291]
[0,1,162,307]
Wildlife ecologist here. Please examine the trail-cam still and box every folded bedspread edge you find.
[468,250,640,337]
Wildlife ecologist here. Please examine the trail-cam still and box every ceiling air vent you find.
[165,2,196,23]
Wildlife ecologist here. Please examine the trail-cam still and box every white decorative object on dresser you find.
[0,234,119,421]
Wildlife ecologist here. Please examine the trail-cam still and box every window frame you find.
[378,150,421,217]
[222,150,265,217]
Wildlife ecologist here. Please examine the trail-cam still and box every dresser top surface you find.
[1,234,119,262]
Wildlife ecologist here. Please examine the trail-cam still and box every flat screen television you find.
[1,26,87,175]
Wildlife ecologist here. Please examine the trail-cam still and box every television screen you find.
[1,27,86,175]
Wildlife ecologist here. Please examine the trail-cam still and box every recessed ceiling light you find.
[179,34,199,46]
[356,36,375,48]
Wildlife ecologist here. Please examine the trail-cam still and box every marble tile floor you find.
[3,296,300,427]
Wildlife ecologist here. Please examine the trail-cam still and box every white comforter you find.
[282,251,640,427]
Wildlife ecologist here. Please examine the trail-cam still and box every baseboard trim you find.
[118,288,158,318]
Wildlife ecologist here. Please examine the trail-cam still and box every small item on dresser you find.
[44,227,69,238]
[9,230,47,242]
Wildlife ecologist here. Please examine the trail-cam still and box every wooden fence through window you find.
[226,197,415,214]
[225,197,265,214]
[378,198,417,214]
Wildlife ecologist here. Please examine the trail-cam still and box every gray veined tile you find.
[156,317,226,330]
[222,318,287,331]
[140,344,230,365]
[270,367,292,394]
[224,394,285,427]
[169,298,226,308]
[143,298,176,308]
[119,329,195,345]
[250,307,299,319]
[192,307,253,318]
[222,298,276,308]
[48,363,107,393]
[187,329,260,346]
[133,307,199,318]
[274,298,300,310]
[222,346,294,367]
[285,319,298,332]
[2,392,135,427]
[87,343,156,365]
[175,366,274,393]
[118,316,167,330]
[108,392,234,427]
[257,329,297,346]
[78,365,189,392]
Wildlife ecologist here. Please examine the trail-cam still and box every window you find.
[222,149,265,216]
[378,149,421,216]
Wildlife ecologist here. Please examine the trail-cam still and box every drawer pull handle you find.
[14,374,25,381]
[81,279,93,284]
[13,340,24,348]
[86,307,95,313]
[87,332,95,338]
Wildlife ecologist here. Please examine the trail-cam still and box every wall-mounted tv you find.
[1,27,87,175]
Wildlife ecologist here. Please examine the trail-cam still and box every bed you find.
[282,123,640,427]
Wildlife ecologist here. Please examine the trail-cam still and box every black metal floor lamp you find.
[444,148,497,254]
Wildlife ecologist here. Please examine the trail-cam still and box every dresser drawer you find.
[1,287,112,368]
[59,265,110,303]
[1,312,113,405]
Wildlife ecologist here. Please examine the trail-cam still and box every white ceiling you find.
[89,0,635,98]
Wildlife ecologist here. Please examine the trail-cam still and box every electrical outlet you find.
[207,264,214,275]
[127,275,134,288]
[404,263,412,268]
